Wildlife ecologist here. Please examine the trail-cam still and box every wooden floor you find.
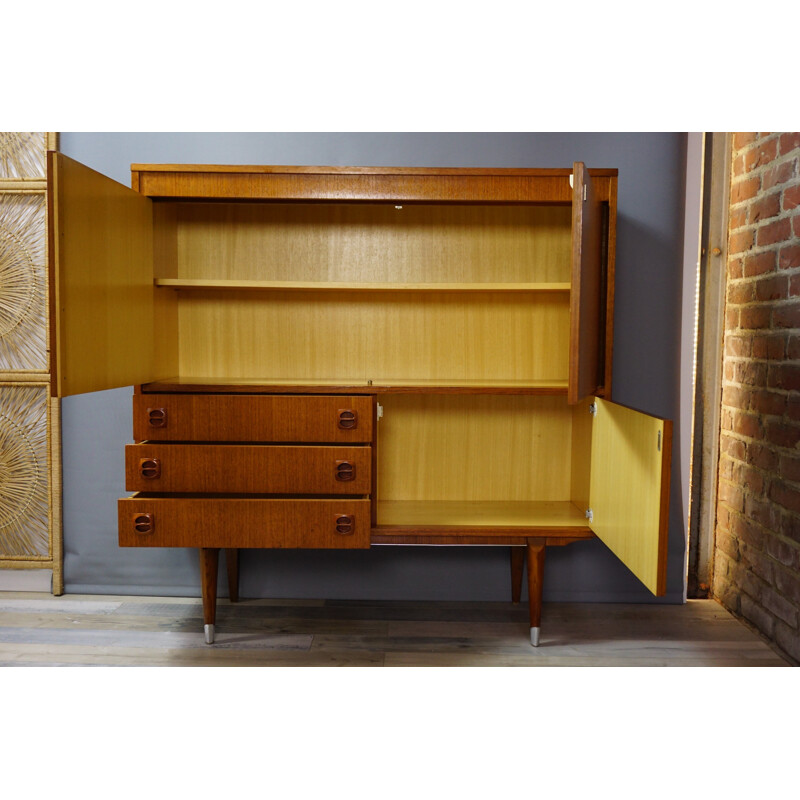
[0,592,790,666]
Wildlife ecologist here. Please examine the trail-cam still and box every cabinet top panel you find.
[130,164,617,203]
[131,164,619,176]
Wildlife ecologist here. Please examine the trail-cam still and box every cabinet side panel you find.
[589,398,671,595]
[49,153,155,396]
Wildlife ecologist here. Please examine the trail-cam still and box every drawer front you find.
[133,394,373,443]
[125,444,371,494]
[118,496,371,549]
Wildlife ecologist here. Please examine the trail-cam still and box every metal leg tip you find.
[530,627,540,647]
[204,624,215,645]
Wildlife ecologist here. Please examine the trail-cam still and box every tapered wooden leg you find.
[510,546,525,604]
[225,548,240,603]
[199,548,219,644]
[526,542,546,647]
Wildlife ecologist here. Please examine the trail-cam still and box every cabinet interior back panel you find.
[175,290,570,383]
[377,395,572,502]
[172,203,572,284]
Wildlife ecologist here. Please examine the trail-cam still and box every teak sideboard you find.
[47,155,672,646]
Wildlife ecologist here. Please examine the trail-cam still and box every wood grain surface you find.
[132,165,616,204]
[171,202,572,284]
[568,162,603,405]
[125,443,372,494]
[173,289,570,384]
[377,395,574,502]
[118,496,372,549]
[139,378,570,395]
[156,279,572,292]
[376,500,589,529]
[132,393,374,443]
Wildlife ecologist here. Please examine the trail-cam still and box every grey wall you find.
[60,132,688,603]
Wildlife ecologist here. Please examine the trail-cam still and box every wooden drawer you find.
[118,496,371,549]
[125,444,371,494]
[133,394,373,443]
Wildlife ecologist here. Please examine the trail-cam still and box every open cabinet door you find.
[48,152,155,397]
[568,162,604,405]
[588,397,672,595]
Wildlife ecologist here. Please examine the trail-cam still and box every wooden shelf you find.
[371,501,595,543]
[154,278,571,293]
[377,500,590,529]
[141,378,569,395]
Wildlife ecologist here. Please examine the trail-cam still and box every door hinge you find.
[568,174,587,200]
[589,402,597,417]
[658,430,661,452]
[585,508,594,524]
[377,402,384,420]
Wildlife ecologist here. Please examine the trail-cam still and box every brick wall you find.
[714,132,800,663]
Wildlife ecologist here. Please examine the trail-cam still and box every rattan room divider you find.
[0,132,62,593]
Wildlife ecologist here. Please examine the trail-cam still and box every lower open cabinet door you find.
[587,397,672,596]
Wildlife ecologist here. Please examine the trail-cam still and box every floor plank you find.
[0,593,789,667]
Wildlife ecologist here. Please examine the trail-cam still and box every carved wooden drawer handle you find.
[335,515,354,535]
[335,460,356,481]
[139,458,161,479]
[133,513,154,534]
[338,409,358,430]
[147,408,168,428]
